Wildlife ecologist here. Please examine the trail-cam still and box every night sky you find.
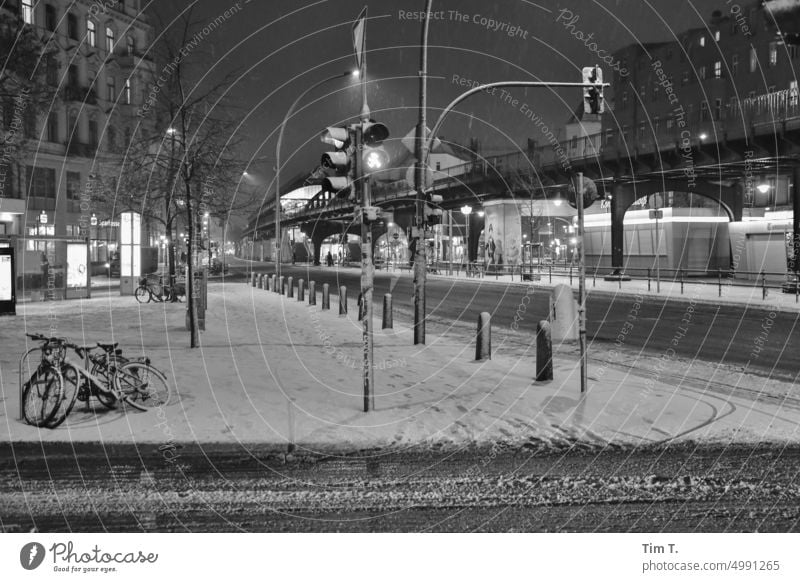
[147,0,732,196]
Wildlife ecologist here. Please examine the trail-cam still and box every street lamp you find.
[461,205,472,268]
[275,70,358,275]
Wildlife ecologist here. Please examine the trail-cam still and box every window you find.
[105,26,115,52]
[88,118,98,146]
[67,110,78,139]
[622,124,628,141]
[654,116,660,133]
[714,98,722,120]
[67,13,79,40]
[713,61,721,78]
[699,66,707,80]
[68,64,78,87]
[666,48,673,60]
[570,136,577,152]
[107,126,116,151]
[46,55,58,86]
[106,77,116,101]
[22,0,34,24]
[714,30,720,42]
[45,4,56,31]
[638,122,645,138]
[66,171,81,201]
[699,35,705,47]
[791,80,799,106]
[652,83,658,101]
[621,91,628,108]
[124,79,131,104]
[27,167,56,200]
[732,53,739,75]
[605,129,613,145]
[87,20,97,47]
[682,71,689,85]
[23,109,36,137]
[769,42,778,67]
[127,35,135,55]
[666,117,675,130]
[639,84,645,99]
[46,113,58,142]
[750,47,758,72]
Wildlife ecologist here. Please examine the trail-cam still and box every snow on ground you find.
[1,280,799,452]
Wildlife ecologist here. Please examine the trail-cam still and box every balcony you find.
[66,141,98,158]
[62,85,98,105]
[112,50,155,70]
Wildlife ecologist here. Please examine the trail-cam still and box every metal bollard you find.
[322,283,330,310]
[309,281,317,306]
[475,312,491,361]
[279,276,285,295]
[287,276,294,298]
[339,285,347,315]
[761,271,767,300]
[270,275,276,293]
[297,279,305,302]
[382,293,393,329]
[251,273,256,287]
[536,320,553,381]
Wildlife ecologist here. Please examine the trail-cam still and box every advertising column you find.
[0,248,15,316]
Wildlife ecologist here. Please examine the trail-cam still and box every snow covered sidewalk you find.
[1,281,798,452]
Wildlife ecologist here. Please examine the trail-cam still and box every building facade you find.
[0,0,155,295]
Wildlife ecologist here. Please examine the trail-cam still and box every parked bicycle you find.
[20,334,69,427]
[21,334,172,429]
[135,274,185,303]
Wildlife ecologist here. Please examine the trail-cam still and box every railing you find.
[62,85,98,105]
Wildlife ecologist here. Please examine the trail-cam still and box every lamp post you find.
[461,204,472,269]
[275,70,358,276]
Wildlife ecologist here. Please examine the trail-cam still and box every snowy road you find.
[2,443,799,532]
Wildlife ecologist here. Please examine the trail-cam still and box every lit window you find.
[124,79,132,104]
[87,20,97,47]
[714,61,722,78]
[750,47,758,72]
[22,0,34,25]
[714,30,720,42]
[769,42,778,67]
[106,27,115,52]
[127,35,135,56]
[699,36,705,47]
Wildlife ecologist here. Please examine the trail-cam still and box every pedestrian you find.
[326,251,333,267]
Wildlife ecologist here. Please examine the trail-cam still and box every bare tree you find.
[113,9,252,347]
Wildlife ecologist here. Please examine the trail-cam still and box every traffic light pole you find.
[413,0,433,346]
[576,173,588,394]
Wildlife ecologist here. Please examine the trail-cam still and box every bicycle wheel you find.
[134,285,151,304]
[115,362,171,410]
[22,367,63,427]
[90,360,118,409]
[46,364,81,428]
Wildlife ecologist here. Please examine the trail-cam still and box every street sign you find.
[392,233,399,240]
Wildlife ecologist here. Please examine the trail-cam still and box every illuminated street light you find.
[757,183,772,194]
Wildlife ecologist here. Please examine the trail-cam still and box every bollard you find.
[287,276,294,298]
[270,275,276,293]
[260,274,266,289]
[382,293,393,329]
[309,281,317,306]
[279,276,285,295]
[339,285,347,315]
[297,279,305,302]
[761,271,767,299]
[322,283,330,310]
[251,272,256,287]
[647,268,651,292]
[475,312,491,361]
[536,320,553,381]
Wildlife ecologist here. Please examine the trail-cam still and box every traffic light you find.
[567,176,599,209]
[424,193,443,225]
[320,126,356,200]
[361,120,390,177]
[582,66,604,115]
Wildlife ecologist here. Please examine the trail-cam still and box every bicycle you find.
[135,274,185,303]
[45,340,172,428]
[20,334,69,427]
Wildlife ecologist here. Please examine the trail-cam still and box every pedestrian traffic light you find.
[361,120,391,178]
[567,176,599,209]
[320,126,356,200]
[582,66,604,115]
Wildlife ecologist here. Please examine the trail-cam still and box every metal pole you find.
[357,17,375,413]
[576,173,588,394]
[448,209,453,276]
[413,0,433,345]
[655,194,661,293]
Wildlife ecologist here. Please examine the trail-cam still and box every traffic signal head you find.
[320,126,355,199]
[567,176,599,209]
[363,146,389,171]
[582,66,604,115]
[423,193,444,225]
